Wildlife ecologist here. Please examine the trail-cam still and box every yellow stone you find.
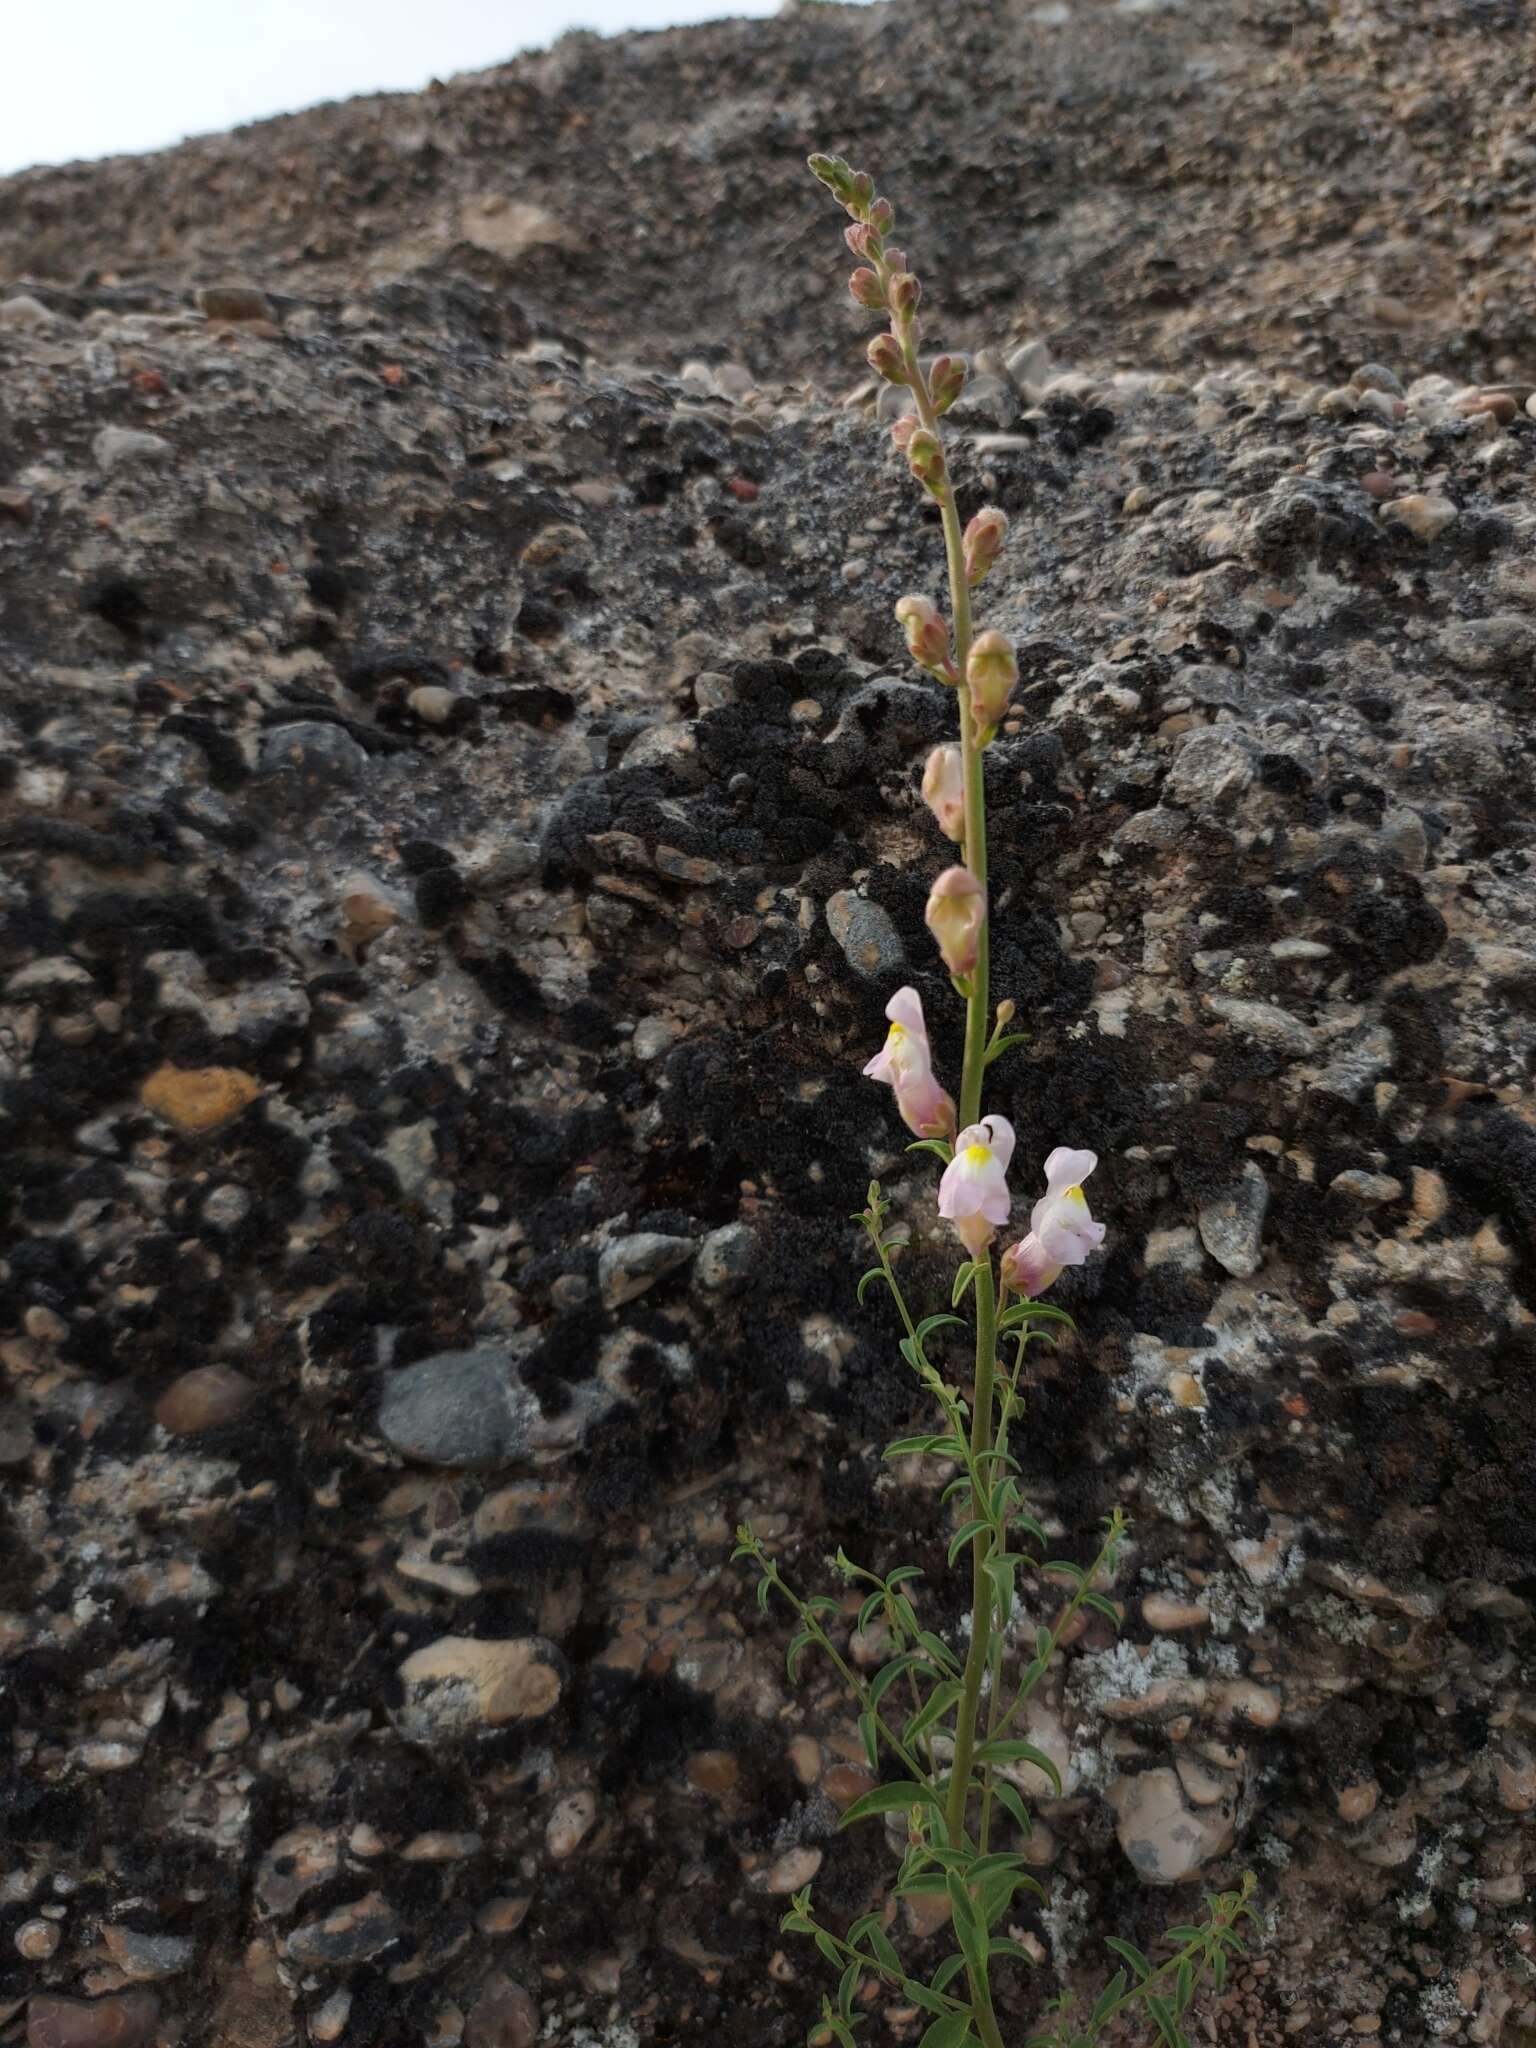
[140,1063,261,1133]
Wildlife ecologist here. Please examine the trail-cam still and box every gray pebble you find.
[1166,726,1257,810]
[1206,994,1317,1057]
[378,1347,542,1467]
[93,425,173,471]
[826,890,905,981]
[258,721,370,788]
[695,1221,755,1293]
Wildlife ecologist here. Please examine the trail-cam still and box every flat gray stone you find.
[599,1232,695,1308]
[378,1347,541,1467]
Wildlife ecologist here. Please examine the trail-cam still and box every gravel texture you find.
[3,3,1536,2045]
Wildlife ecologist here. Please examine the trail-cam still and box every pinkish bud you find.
[845,223,878,260]
[849,267,886,312]
[867,334,907,385]
[869,197,895,235]
[895,593,951,673]
[922,745,965,842]
[882,247,907,275]
[888,271,921,319]
[967,630,1018,729]
[964,504,1010,585]
[906,427,945,492]
[890,416,920,453]
[929,354,967,414]
[926,865,985,979]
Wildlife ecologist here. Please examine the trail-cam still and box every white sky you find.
[1,0,785,177]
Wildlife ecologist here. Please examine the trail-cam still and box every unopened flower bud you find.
[845,222,878,260]
[808,153,855,201]
[848,170,875,217]
[967,629,1018,728]
[922,745,965,841]
[929,354,967,413]
[906,427,945,492]
[895,593,950,672]
[867,334,907,385]
[888,271,921,319]
[882,247,907,275]
[996,998,1016,1027]
[848,267,886,312]
[926,865,985,979]
[890,416,919,453]
[963,504,1009,585]
[869,197,895,235]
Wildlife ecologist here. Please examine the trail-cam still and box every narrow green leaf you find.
[951,1261,980,1307]
[756,1576,773,1613]
[918,1631,962,1675]
[975,1741,1063,1796]
[1034,1626,1053,1658]
[883,1434,944,1459]
[846,1913,881,1951]
[1164,1925,1204,1945]
[859,1710,878,1770]
[870,1654,921,1707]
[905,1984,953,2017]
[1104,1937,1152,1982]
[1090,1968,1128,2025]
[930,1954,968,1992]
[1145,1994,1182,2047]
[838,1959,862,2018]
[786,1630,815,1682]
[991,1779,1031,1836]
[867,1923,900,1973]
[915,1313,966,1344]
[1043,1559,1087,1588]
[1080,1591,1122,1627]
[918,2017,974,2048]
[903,1680,962,1747]
[840,1780,944,1828]
[888,1565,924,1587]
[983,1031,1031,1066]
[814,1931,842,1968]
[856,1266,887,1306]
[944,1874,987,1980]
[907,1137,955,1165]
[988,1935,1039,1967]
[858,1590,884,1632]
[895,1873,951,1897]
[947,1518,992,1567]
[1174,1959,1193,2014]
[1211,1947,1228,1991]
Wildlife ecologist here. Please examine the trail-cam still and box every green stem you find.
[865,1217,919,1340]
[945,1260,997,1849]
[990,1518,1123,1747]
[895,319,990,1130]
[772,1571,933,1787]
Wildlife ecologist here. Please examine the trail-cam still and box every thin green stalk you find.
[945,1260,997,1848]
[768,1567,934,1787]
[893,318,990,1129]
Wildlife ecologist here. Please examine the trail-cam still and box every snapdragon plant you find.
[735,156,1261,2048]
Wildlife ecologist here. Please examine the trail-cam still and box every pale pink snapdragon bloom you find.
[863,986,956,1140]
[921,745,965,842]
[1001,1148,1106,1296]
[938,1115,1015,1257]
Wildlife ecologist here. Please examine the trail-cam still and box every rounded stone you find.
[377,1347,540,1468]
[139,1063,262,1135]
[155,1365,259,1435]
[393,1635,563,1744]
[466,1972,538,2048]
[825,890,905,981]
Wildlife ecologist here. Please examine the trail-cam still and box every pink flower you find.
[862,986,955,1140]
[1001,1148,1106,1296]
[921,745,965,842]
[938,1115,1015,1256]
[925,865,984,978]
[895,593,950,673]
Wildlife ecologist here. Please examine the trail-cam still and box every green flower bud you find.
[967,629,1018,727]
[808,153,854,199]
[906,427,945,492]
[867,334,907,385]
[849,171,875,217]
